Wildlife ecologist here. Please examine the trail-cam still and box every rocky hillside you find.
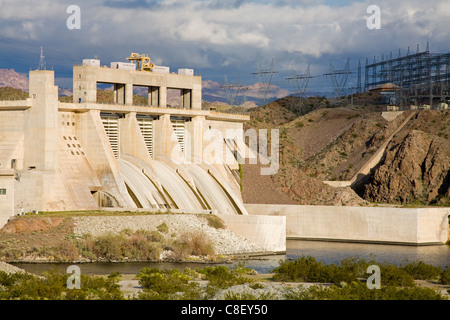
[0,69,28,91]
[241,94,449,206]
[0,87,29,100]
[361,112,450,205]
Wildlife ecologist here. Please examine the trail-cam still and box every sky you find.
[1,0,449,95]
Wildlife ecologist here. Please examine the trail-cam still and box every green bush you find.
[196,266,251,289]
[202,215,225,229]
[272,256,361,284]
[136,268,202,300]
[286,281,446,300]
[440,267,450,285]
[0,270,124,300]
[156,223,169,234]
[271,256,442,288]
[400,261,442,280]
[379,264,415,287]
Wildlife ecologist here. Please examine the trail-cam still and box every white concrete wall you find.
[219,214,286,253]
[381,111,404,122]
[0,170,14,227]
[245,204,449,245]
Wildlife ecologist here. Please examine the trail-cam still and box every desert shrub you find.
[196,266,252,290]
[56,241,79,261]
[76,230,164,261]
[148,230,164,242]
[202,215,225,229]
[272,256,425,287]
[172,231,215,260]
[400,261,442,280]
[0,270,124,300]
[156,223,169,234]
[440,267,450,285]
[136,268,202,300]
[291,281,446,300]
[272,256,345,283]
[379,264,415,287]
[92,233,124,260]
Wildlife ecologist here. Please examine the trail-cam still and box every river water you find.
[11,240,450,276]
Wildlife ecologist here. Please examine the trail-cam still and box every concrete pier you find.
[245,204,449,245]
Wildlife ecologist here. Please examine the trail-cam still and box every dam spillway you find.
[118,157,245,215]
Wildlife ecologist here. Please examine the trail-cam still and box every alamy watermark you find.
[171,128,279,176]
[66,5,81,30]
[66,265,81,289]
[367,5,381,30]
[366,265,381,289]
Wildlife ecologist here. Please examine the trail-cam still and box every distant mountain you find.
[0,68,292,105]
[202,79,291,106]
[0,68,72,97]
[0,69,29,91]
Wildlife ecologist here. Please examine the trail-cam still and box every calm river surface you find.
[12,240,450,275]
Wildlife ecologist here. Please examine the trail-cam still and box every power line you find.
[323,58,352,97]
[222,75,249,106]
[285,63,315,98]
[251,59,279,106]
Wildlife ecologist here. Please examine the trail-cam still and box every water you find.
[11,240,449,276]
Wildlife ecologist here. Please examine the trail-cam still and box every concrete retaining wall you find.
[245,204,449,245]
[218,214,286,253]
[0,170,14,228]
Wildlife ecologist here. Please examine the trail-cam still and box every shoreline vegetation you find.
[0,211,448,300]
[0,256,448,300]
[0,213,263,264]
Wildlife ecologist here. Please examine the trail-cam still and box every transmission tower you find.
[38,46,46,71]
[285,63,315,98]
[222,75,249,106]
[323,58,352,97]
[357,60,362,93]
[251,59,279,106]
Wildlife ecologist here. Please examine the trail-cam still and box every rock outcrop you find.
[362,130,450,204]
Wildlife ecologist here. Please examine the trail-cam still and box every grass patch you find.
[201,215,225,229]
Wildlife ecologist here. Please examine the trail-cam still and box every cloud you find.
[0,0,449,92]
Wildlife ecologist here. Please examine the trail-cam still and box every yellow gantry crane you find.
[126,52,154,71]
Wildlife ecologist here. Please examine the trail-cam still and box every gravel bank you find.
[73,215,263,255]
[0,261,27,274]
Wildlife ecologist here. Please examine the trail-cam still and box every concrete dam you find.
[0,58,286,253]
[0,60,254,221]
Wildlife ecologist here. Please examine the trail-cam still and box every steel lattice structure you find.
[364,43,450,107]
